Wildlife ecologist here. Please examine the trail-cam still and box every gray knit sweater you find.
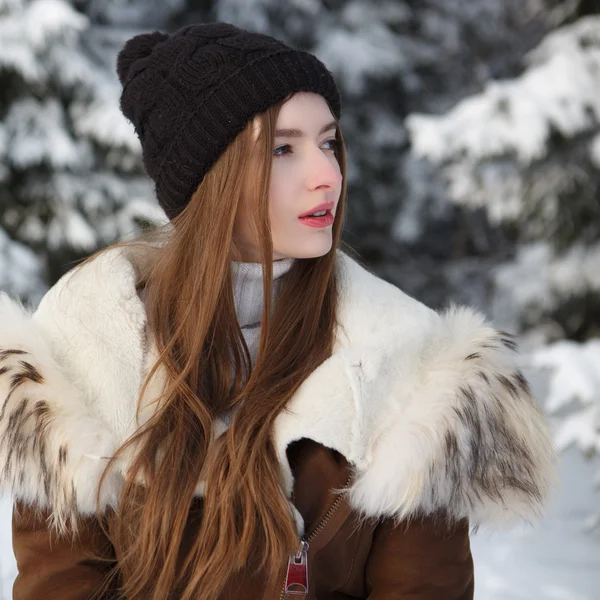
[231,256,295,366]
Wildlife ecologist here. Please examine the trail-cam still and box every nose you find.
[306,148,342,192]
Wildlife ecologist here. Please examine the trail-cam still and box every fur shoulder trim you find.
[1,248,556,531]
[0,294,121,534]
[348,305,556,527]
[273,256,556,527]
[0,247,153,532]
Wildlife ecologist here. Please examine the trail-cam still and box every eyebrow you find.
[275,120,338,138]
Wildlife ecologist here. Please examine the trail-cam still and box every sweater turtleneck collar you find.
[231,257,295,328]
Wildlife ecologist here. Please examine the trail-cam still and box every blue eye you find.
[273,139,339,157]
[273,144,291,157]
[322,138,338,151]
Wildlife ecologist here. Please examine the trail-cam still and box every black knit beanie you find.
[117,22,341,220]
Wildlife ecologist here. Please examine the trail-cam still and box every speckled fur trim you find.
[0,295,121,535]
[346,306,557,527]
[0,250,557,533]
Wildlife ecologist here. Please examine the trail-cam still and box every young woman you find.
[0,22,555,600]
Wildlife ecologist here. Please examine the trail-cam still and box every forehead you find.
[251,92,335,141]
[277,92,334,125]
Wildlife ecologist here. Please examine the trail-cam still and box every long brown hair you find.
[84,94,348,599]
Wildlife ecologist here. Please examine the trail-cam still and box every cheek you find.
[269,165,286,198]
[268,190,288,230]
[268,168,294,221]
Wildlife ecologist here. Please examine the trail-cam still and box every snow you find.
[0,0,87,83]
[48,42,102,89]
[5,98,92,170]
[590,133,600,169]
[532,339,600,417]
[407,16,600,165]
[471,448,600,600]
[24,0,88,50]
[21,172,165,250]
[495,241,600,314]
[391,155,449,244]
[216,0,272,32]
[70,93,141,153]
[405,16,600,226]
[0,123,7,182]
[0,228,44,301]
[530,339,600,531]
[490,242,600,339]
[47,204,97,251]
[314,0,439,96]
[316,28,409,95]
[0,0,165,267]
[83,0,185,27]
[0,496,15,600]
[0,1,598,597]
[471,363,600,600]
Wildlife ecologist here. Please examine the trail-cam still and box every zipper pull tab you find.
[284,539,309,596]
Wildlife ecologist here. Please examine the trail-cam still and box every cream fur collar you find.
[0,247,556,533]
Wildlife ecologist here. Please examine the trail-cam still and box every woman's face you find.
[233,92,343,262]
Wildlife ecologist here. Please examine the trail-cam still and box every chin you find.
[276,240,333,260]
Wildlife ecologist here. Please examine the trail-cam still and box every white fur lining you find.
[0,248,556,533]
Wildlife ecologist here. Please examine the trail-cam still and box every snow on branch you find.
[0,0,88,83]
[70,92,141,154]
[5,98,92,169]
[530,338,600,529]
[407,16,600,165]
[0,227,44,301]
[532,340,600,423]
[494,242,600,323]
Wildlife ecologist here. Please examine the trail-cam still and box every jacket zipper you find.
[278,475,352,600]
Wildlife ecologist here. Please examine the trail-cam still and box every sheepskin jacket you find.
[0,247,555,599]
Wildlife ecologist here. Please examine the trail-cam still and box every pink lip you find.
[298,212,335,228]
[299,201,335,218]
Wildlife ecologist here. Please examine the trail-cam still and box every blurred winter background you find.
[0,0,599,598]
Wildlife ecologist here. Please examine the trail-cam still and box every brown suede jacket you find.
[13,440,474,600]
[1,247,555,599]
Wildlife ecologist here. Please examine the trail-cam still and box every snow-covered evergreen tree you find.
[407,14,600,341]
[407,14,600,522]
[408,16,600,251]
[0,0,168,301]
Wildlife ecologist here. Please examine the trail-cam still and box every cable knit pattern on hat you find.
[117,22,341,220]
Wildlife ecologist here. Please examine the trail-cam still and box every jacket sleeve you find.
[12,500,119,600]
[364,513,474,600]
